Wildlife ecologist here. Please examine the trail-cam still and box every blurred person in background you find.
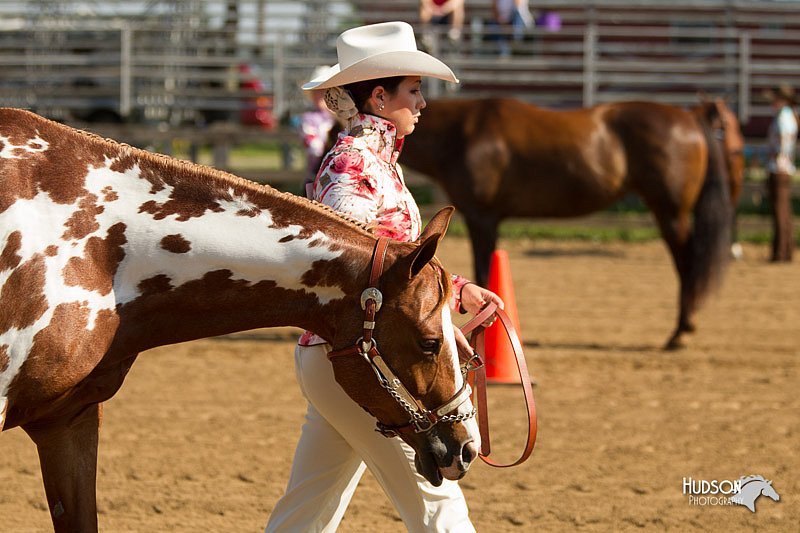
[420,0,465,45]
[490,0,533,57]
[764,84,798,262]
[296,65,339,196]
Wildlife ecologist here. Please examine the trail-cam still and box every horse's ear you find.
[406,232,441,279]
[403,207,454,279]
[417,206,454,244]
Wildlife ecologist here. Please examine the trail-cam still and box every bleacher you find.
[345,0,800,137]
[1,0,798,185]
[2,1,799,134]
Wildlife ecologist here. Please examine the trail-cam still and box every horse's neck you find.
[106,154,373,350]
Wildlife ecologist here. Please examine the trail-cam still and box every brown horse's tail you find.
[686,110,732,310]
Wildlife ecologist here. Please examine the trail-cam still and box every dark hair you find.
[344,76,406,112]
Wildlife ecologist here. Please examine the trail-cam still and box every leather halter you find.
[327,237,475,436]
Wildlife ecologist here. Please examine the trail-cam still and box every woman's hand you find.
[460,283,504,327]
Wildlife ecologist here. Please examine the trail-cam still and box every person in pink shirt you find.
[420,0,465,43]
[298,65,339,194]
[266,22,503,533]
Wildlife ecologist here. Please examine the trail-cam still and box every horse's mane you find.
[12,108,373,237]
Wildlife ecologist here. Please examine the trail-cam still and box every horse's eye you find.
[420,339,441,356]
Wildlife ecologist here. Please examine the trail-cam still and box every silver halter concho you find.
[327,237,478,437]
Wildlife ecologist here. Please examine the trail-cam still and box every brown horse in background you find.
[401,97,744,349]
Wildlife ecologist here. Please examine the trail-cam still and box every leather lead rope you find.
[459,302,537,468]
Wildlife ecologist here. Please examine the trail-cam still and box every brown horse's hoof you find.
[663,335,687,351]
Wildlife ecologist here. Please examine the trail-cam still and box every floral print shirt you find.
[300,113,469,346]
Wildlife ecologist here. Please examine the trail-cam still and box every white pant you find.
[265,344,475,533]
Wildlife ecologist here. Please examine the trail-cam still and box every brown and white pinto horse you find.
[401,97,744,349]
[0,108,479,531]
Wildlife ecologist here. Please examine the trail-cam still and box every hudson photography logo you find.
[682,475,781,512]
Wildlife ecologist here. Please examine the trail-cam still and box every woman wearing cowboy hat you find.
[266,22,502,532]
[764,83,797,261]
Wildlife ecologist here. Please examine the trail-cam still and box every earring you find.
[378,100,385,111]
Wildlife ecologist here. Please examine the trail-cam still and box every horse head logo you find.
[732,475,781,513]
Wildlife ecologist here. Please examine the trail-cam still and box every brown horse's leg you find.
[669,277,698,351]
[648,207,695,350]
[464,213,499,287]
[659,203,729,350]
[646,128,731,349]
[24,403,102,533]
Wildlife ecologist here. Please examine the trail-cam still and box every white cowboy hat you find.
[302,21,458,90]
[301,65,333,95]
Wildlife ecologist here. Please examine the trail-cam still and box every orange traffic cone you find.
[484,250,523,383]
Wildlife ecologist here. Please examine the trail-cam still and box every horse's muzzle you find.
[414,436,479,486]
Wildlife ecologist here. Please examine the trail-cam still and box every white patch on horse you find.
[80,158,345,305]
[441,305,480,446]
[0,133,49,159]
[0,190,115,324]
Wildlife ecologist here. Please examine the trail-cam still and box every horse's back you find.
[602,101,707,198]
[0,107,47,140]
[1,109,117,214]
[604,101,702,139]
[406,98,631,216]
[603,101,705,158]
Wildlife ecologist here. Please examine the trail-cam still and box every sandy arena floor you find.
[1,237,797,532]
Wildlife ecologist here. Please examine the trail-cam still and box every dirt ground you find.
[1,236,797,532]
